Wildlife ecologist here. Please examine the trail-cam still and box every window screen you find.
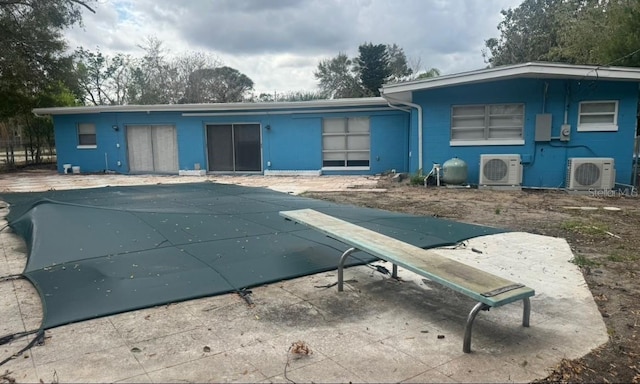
[451,104,524,141]
[578,101,618,131]
[78,123,97,146]
[322,117,370,168]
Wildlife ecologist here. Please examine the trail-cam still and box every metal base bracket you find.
[337,247,533,354]
[338,247,358,292]
[463,297,532,353]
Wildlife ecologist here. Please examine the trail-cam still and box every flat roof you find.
[33,62,640,116]
[382,62,640,96]
[32,97,389,116]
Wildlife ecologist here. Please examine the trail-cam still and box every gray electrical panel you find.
[535,114,552,142]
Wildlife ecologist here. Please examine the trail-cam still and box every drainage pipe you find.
[381,94,423,173]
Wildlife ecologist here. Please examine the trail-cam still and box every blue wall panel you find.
[53,108,409,175]
[264,116,322,170]
[175,117,206,171]
[412,78,639,187]
[54,113,122,173]
[370,114,409,174]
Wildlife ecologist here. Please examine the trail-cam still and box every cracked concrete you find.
[0,172,607,383]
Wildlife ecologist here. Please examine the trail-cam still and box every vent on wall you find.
[566,158,615,190]
[479,154,522,186]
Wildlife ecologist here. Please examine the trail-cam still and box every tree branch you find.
[69,0,95,13]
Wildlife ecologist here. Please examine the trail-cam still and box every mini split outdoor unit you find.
[566,157,615,190]
[479,154,523,186]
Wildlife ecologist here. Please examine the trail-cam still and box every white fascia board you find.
[382,62,640,95]
[33,97,388,116]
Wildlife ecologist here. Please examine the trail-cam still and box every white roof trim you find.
[33,97,388,116]
[382,62,640,95]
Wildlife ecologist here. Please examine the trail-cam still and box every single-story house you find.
[33,62,640,190]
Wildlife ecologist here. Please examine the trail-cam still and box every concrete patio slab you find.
[0,172,608,383]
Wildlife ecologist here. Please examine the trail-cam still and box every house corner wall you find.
[413,78,638,188]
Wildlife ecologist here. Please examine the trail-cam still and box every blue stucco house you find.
[34,62,640,190]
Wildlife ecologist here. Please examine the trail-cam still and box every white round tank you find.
[441,157,468,185]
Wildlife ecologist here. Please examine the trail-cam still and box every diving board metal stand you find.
[280,208,534,353]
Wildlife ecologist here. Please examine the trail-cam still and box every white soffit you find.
[382,91,412,103]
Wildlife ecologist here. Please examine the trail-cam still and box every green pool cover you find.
[1,182,503,330]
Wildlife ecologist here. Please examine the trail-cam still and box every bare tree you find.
[167,52,220,104]
[74,48,132,105]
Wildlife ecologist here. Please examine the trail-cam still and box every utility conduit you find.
[381,93,423,173]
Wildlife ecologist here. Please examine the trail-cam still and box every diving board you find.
[280,208,535,353]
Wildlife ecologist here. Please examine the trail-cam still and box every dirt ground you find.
[306,176,640,384]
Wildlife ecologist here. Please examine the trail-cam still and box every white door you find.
[127,125,178,173]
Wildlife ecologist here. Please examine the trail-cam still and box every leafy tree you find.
[168,52,220,104]
[355,43,391,96]
[405,57,441,81]
[386,44,413,83]
[314,53,365,99]
[73,37,245,106]
[0,119,18,167]
[0,0,93,166]
[256,93,275,102]
[251,91,325,102]
[415,67,441,80]
[22,115,54,164]
[483,0,640,68]
[183,66,254,103]
[0,0,92,115]
[555,1,640,67]
[125,38,224,105]
[315,43,415,98]
[483,0,584,66]
[604,1,640,67]
[276,91,326,102]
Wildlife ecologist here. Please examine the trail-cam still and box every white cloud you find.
[65,0,521,95]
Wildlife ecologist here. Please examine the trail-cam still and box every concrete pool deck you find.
[0,172,608,383]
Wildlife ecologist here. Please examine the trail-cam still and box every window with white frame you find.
[77,123,97,148]
[451,103,524,144]
[578,101,618,132]
[322,117,370,168]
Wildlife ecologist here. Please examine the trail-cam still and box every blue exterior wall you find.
[411,78,639,187]
[53,108,409,175]
[51,76,637,184]
[264,112,409,175]
[54,113,127,173]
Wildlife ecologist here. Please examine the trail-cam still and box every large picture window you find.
[578,101,618,132]
[322,117,370,168]
[451,103,524,145]
[77,123,97,148]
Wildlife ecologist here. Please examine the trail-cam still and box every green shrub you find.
[409,174,425,186]
[409,169,425,186]
[570,254,599,267]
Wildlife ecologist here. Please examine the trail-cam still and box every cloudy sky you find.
[65,0,522,95]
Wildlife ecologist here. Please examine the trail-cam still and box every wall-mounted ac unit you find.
[479,154,522,186]
[566,157,615,190]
